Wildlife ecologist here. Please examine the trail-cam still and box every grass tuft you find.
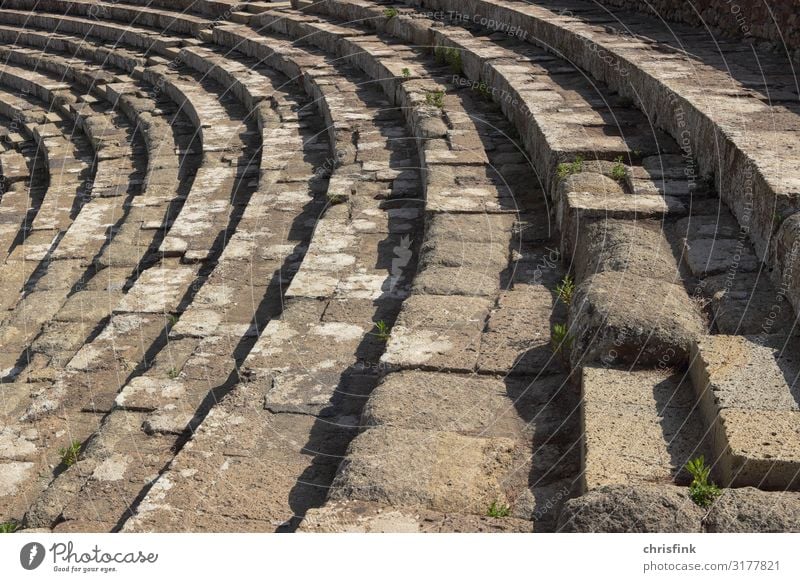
[0,521,19,533]
[59,440,81,467]
[374,320,391,342]
[487,500,511,518]
[425,90,445,109]
[610,155,626,181]
[551,323,573,366]
[556,275,575,305]
[383,7,398,19]
[686,455,721,508]
[556,156,584,181]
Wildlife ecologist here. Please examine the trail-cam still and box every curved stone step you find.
[690,334,800,490]
[7,28,388,528]
[122,33,423,533]
[0,21,278,528]
[0,121,47,258]
[0,0,211,35]
[229,7,583,531]
[0,62,142,372]
[336,0,800,321]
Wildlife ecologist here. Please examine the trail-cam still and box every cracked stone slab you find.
[380,295,491,370]
[363,371,571,442]
[114,376,186,411]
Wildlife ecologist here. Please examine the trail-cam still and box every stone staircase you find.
[0,0,798,533]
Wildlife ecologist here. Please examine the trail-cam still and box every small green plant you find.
[374,320,391,341]
[167,367,180,379]
[425,90,445,109]
[59,440,81,467]
[0,521,19,533]
[556,156,584,181]
[401,67,411,79]
[167,313,179,327]
[446,48,462,75]
[556,275,575,305]
[686,455,721,508]
[551,323,573,358]
[611,155,626,181]
[383,7,398,19]
[327,191,347,205]
[487,500,511,518]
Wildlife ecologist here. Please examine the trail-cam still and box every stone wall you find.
[597,0,800,60]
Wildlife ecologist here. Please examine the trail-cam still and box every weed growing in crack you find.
[556,156,583,181]
[374,320,391,341]
[0,521,19,533]
[446,48,463,75]
[487,500,511,518]
[556,275,575,305]
[59,440,81,467]
[686,455,721,508]
[168,367,180,379]
[383,7,398,19]
[611,155,627,181]
[167,313,179,327]
[425,90,445,109]
[401,67,411,79]
[551,323,573,367]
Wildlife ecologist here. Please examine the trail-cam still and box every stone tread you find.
[0,0,797,534]
[690,335,800,489]
[369,0,800,317]
[122,32,423,531]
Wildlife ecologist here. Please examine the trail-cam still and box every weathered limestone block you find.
[581,367,711,492]
[557,485,704,532]
[570,271,705,366]
[690,335,800,489]
[329,426,516,514]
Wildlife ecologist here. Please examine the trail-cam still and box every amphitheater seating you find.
[0,0,797,533]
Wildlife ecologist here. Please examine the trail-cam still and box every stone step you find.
[122,37,424,531]
[20,55,344,530]
[689,334,800,489]
[368,0,800,327]
[1,0,210,36]
[580,367,712,493]
[299,499,533,532]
